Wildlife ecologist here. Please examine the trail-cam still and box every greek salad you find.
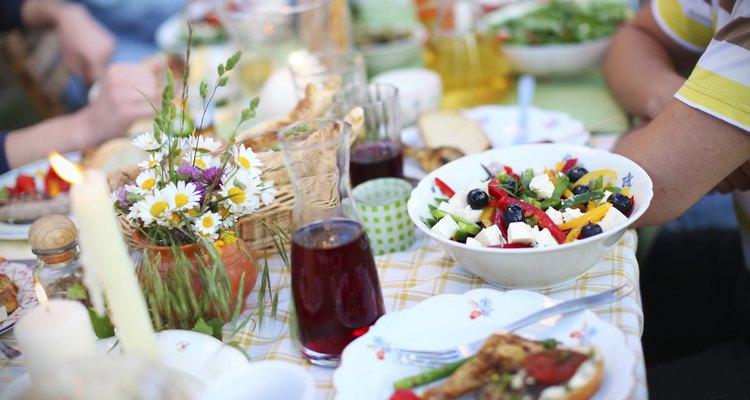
[422,158,634,249]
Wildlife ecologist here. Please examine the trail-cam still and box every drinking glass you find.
[333,83,403,188]
[216,0,352,96]
[288,49,368,99]
[278,119,386,367]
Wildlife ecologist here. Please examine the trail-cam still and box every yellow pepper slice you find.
[574,170,618,188]
[587,200,598,212]
[558,203,613,230]
[562,188,575,199]
[621,187,630,196]
[480,207,495,228]
[555,161,564,172]
[564,225,583,243]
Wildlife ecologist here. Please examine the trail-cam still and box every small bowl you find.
[407,144,653,289]
[199,360,315,400]
[372,68,442,127]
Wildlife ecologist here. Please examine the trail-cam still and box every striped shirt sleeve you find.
[651,0,715,52]
[675,5,750,132]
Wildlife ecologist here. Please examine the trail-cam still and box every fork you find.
[391,283,634,367]
[0,342,21,360]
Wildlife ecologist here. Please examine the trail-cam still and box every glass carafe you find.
[424,0,511,109]
[278,119,386,367]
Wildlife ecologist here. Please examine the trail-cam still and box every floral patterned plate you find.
[333,289,636,400]
[0,262,38,334]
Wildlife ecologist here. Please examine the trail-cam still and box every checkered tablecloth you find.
[0,230,647,399]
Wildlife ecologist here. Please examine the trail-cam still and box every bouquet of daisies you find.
[112,50,275,249]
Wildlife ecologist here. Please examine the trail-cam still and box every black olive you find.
[502,204,524,227]
[580,223,603,238]
[607,193,633,215]
[567,166,589,183]
[502,178,516,193]
[466,189,489,210]
[572,185,590,195]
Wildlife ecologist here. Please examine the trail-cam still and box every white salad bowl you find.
[407,144,653,289]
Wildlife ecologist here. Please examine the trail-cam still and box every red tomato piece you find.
[390,389,420,400]
[523,349,589,385]
[14,175,36,194]
[45,166,71,197]
[434,177,456,198]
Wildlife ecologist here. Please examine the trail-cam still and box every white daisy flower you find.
[193,211,221,240]
[231,144,263,174]
[260,182,276,206]
[134,170,158,194]
[131,132,163,151]
[138,152,164,170]
[134,190,170,227]
[190,136,222,154]
[163,181,200,211]
[182,151,218,170]
[220,171,261,214]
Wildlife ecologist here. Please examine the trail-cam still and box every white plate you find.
[0,330,253,399]
[0,153,80,240]
[333,289,636,399]
[0,262,37,334]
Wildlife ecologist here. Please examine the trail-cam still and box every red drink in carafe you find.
[291,219,385,363]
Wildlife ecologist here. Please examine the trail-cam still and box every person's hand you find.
[80,62,164,145]
[714,160,750,193]
[53,4,115,83]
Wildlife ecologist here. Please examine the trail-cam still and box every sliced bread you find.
[418,111,490,155]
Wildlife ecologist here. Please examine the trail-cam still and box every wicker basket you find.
[237,183,294,254]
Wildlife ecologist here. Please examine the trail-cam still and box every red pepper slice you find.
[390,389,420,400]
[434,177,455,198]
[560,158,578,173]
[497,197,566,244]
[44,166,71,198]
[14,175,36,194]
[503,165,521,181]
[487,178,509,200]
[523,349,589,385]
[504,242,532,248]
[492,208,508,241]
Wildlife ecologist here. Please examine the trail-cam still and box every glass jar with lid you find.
[28,214,88,303]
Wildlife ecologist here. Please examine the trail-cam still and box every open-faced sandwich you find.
[394,333,604,400]
[0,167,71,224]
[0,273,19,322]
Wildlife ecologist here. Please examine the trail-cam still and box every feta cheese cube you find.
[507,222,536,244]
[475,224,503,246]
[438,201,456,215]
[530,174,555,199]
[467,180,490,194]
[448,190,468,209]
[562,207,584,223]
[431,216,459,239]
[456,206,483,223]
[465,237,484,247]
[545,207,564,226]
[597,190,614,205]
[534,228,559,248]
[597,207,629,232]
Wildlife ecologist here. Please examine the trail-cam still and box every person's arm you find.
[3,63,161,170]
[614,100,750,227]
[602,5,700,120]
[21,0,115,82]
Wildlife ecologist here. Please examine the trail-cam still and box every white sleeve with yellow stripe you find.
[675,2,750,132]
[651,0,714,52]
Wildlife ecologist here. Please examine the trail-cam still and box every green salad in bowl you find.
[488,0,629,45]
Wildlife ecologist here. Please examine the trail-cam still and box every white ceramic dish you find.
[0,330,254,399]
[0,152,80,240]
[407,144,653,289]
[333,288,637,399]
[200,360,315,400]
[0,262,37,334]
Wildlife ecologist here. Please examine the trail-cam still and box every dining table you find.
[0,70,648,399]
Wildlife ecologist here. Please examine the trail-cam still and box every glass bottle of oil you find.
[424,0,511,109]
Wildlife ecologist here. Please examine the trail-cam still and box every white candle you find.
[71,169,158,360]
[15,296,97,382]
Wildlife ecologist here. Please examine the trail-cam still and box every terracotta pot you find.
[134,234,259,317]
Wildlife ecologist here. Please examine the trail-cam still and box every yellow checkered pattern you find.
[0,231,647,399]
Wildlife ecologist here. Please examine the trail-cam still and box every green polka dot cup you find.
[352,178,415,255]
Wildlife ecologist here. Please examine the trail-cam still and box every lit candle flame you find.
[49,152,83,185]
[34,282,48,306]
